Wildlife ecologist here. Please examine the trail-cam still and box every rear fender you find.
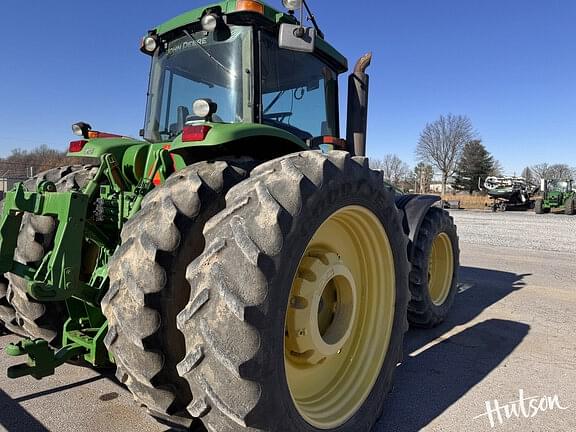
[396,194,442,251]
[170,122,308,163]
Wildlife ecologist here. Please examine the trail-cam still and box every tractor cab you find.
[544,179,572,193]
[542,179,572,202]
[141,0,347,158]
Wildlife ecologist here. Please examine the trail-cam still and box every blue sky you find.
[0,0,574,174]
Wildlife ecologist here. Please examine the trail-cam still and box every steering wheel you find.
[263,112,293,123]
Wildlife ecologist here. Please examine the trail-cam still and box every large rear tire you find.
[102,159,254,429]
[565,197,575,215]
[177,151,409,431]
[6,166,97,343]
[407,207,460,328]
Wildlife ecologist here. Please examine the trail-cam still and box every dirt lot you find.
[0,209,574,432]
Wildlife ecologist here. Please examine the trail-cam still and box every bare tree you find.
[416,114,476,195]
[531,163,575,180]
[413,162,434,193]
[0,145,94,180]
[548,164,574,179]
[381,154,410,186]
[531,163,550,181]
[521,166,537,186]
[369,158,385,171]
[370,155,410,189]
[490,159,504,176]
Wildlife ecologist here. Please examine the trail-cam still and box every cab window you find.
[260,32,339,141]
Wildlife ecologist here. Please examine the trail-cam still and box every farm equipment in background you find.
[0,1,461,431]
[483,176,538,212]
[535,179,575,215]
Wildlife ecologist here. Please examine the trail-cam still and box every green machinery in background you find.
[535,179,575,215]
[0,1,461,431]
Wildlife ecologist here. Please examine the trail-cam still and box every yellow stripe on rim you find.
[284,206,396,429]
[428,232,454,306]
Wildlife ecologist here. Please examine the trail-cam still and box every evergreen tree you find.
[453,140,495,193]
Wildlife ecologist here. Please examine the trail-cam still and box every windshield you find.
[548,180,569,192]
[144,26,253,142]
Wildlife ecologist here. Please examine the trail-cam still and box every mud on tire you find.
[102,159,254,429]
[177,151,410,432]
[6,165,97,342]
[407,207,460,328]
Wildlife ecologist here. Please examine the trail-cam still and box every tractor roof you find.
[153,0,348,73]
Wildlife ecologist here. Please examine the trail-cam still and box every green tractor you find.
[0,1,460,430]
[535,179,575,215]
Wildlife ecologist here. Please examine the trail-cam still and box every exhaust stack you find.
[346,52,372,156]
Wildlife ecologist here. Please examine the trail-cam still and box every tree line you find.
[0,145,94,179]
[371,113,575,194]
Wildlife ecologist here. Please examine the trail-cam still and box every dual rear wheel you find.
[97,152,460,431]
[108,151,412,431]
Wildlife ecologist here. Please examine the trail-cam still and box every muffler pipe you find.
[346,52,372,156]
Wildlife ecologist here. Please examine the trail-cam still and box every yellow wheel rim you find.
[284,206,396,429]
[428,232,454,306]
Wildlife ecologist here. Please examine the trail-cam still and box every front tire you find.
[535,199,547,214]
[177,151,410,431]
[407,207,460,328]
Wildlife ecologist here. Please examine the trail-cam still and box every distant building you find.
[429,180,455,194]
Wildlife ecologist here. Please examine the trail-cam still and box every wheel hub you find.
[285,251,357,366]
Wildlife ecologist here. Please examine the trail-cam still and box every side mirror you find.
[278,23,316,53]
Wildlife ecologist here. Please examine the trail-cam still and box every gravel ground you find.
[450,209,576,254]
[1,209,575,432]
[376,209,576,432]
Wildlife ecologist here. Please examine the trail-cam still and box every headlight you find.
[72,122,91,138]
[192,99,218,119]
[141,35,158,54]
[201,13,219,32]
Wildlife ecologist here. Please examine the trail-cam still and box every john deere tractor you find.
[0,1,460,430]
[535,179,575,215]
